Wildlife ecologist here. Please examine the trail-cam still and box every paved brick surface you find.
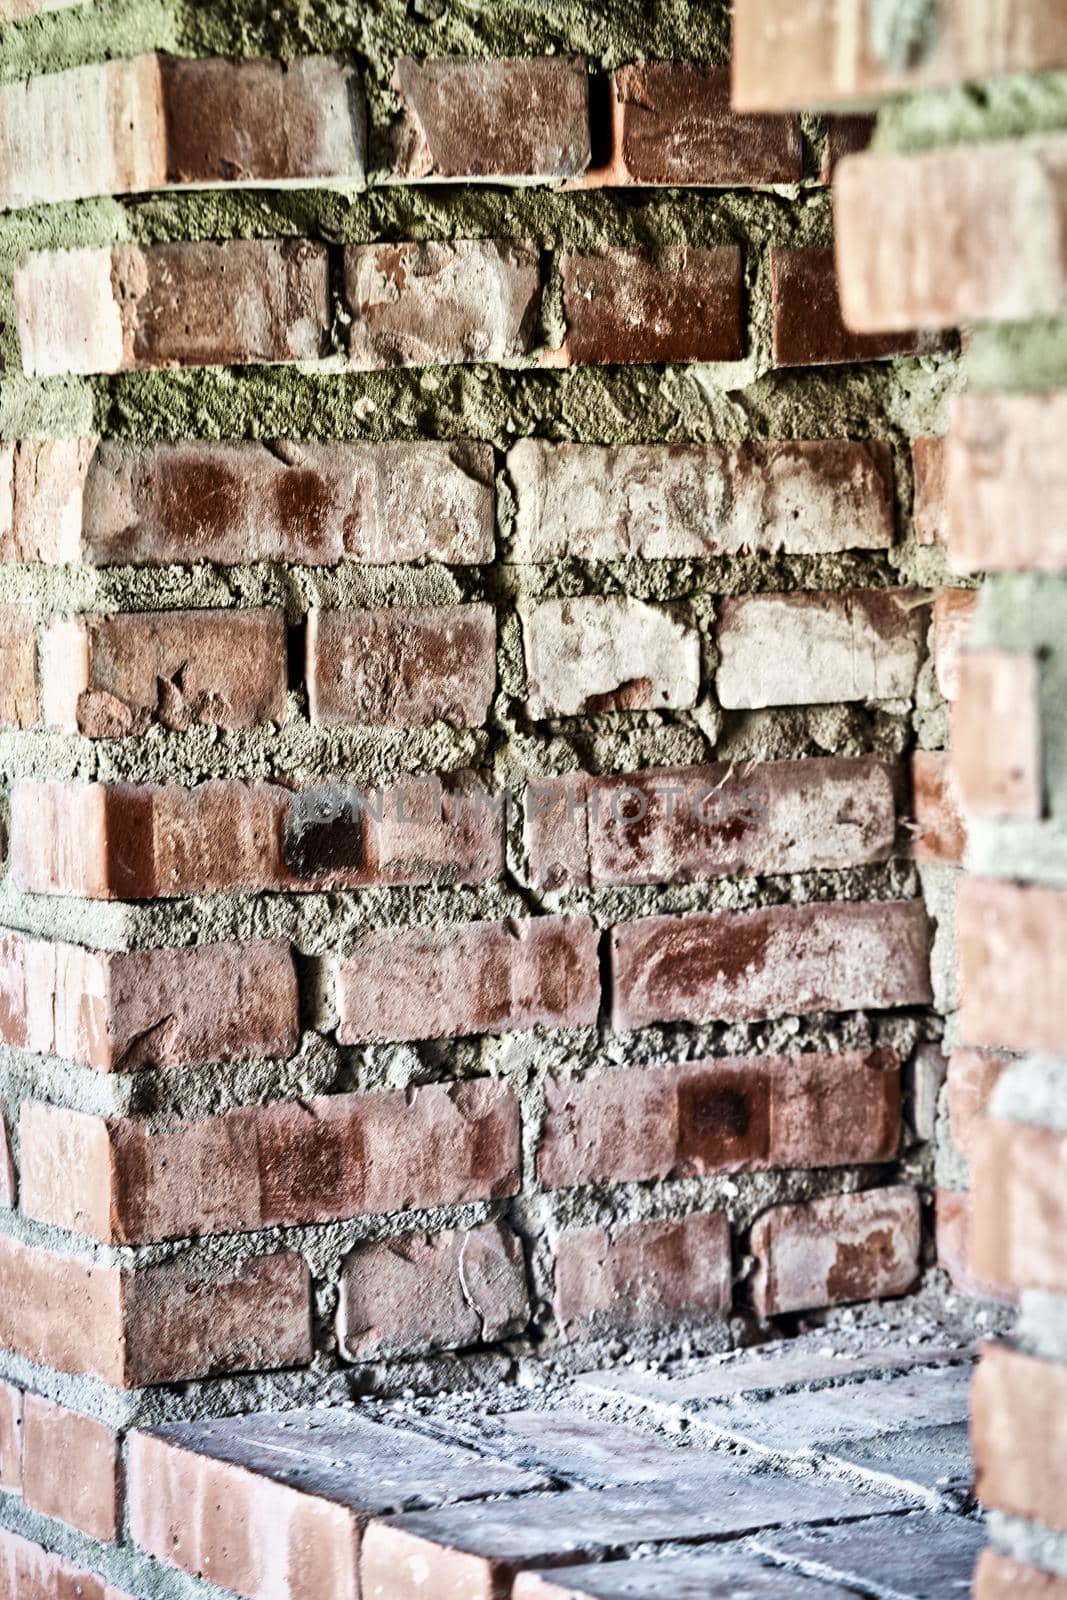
[756,1512,985,1598]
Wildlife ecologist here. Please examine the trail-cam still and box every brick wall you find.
[735,0,1067,1592]
[0,1,959,1592]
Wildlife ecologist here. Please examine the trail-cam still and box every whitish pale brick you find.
[953,650,1042,819]
[932,588,978,701]
[948,391,1067,573]
[960,879,1067,1055]
[0,438,97,563]
[307,605,496,728]
[522,597,700,716]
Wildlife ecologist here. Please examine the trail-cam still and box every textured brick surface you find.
[770,248,942,367]
[509,438,895,561]
[338,1223,530,1360]
[953,649,1042,819]
[936,1187,1013,1303]
[516,1550,853,1598]
[42,608,287,736]
[390,55,590,181]
[970,1118,1067,1295]
[947,1048,1008,1159]
[0,1381,20,1493]
[750,1185,921,1317]
[756,1512,984,1599]
[948,391,1067,573]
[959,879,1067,1054]
[16,241,330,377]
[345,239,540,367]
[912,437,948,546]
[0,605,38,728]
[558,246,744,364]
[539,1049,901,1188]
[336,915,599,1043]
[76,437,495,566]
[0,1527,131,1600]
[0,437,97,563]
[932,588,978,700]
[976,1552,1067,1599]
[554,1212,732,1338]
[21,1395,121,1541]
[973,1342,1067,1533]
[716,588,929,708]
[912,751,967,865]
[20,1081,519,1242]
[307,605,496,727]
[522,597,700,716]
[611,898,933,1030]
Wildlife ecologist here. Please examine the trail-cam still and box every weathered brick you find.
[606,63,801,187]
[0,606,37,728]
[539,1049,901,1189]
[0,1381,20,1493]
[757,1514,983,1597]
[522,597,700,716]
[932,588,978,700]
[557,246,744,364]
[73,437,496,566]
[947,1048,1008,1159]
[42,608,287,737]
[0,1527,131,1600]
[15,240,329,377]
[390,55,589,181]
[20,1080,520,1243]
[821,114,876,182]
[960,879,1067,1054]
[750,1185,921,1317]
[0,1233,310,1386]
[912,437,947,547]
[554,1212,732,1339]
[335,915,599,1044]
[337,1223,530,1361]
[10,775,503,897]
[307,605,496,727]
[970,1118,1067,1296]
[612,899,932,1031]
[0,437,96,564]
[21,1396,120,1541]
[910,1043,947,1143]
[953,650,1042,819]
[716,588,929,708]
[733,0,1067,109]
[0,54,365,211]
[770,248,942,367]
[947,391,1067,573]
[0,930,298,1071]
[508,438,895,561]
[345,239,540,367]
[912,751,966,865]
[937,1187,1015,1303]
[973,1342,1067,1533]
[515,1552,835,1598]
[835,138,1067,333]
[526,757,896,890]
[976,1552,1067,1600]
[130,1409,541,1600]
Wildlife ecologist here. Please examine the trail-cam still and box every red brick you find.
[912,751,967,865]
[522,597,700,716]
[733,0,1067,109]
[20,1080,520,1243]
[345,239,540,368]
[390,55,589,181]
[750,1185,921,1317]
[335,915,599,1044]
[770,249,942,368]
[835,139,1067,334]
[912,437,947,547]
[821,115,876,183]
[0,54,365,211]
[129,1408,540,1600]
[947,1048,1008,1159]
[557,246,744,365]
[10,775,503,897]
[337,1222,530,1361]
[936,1188,1015,1304]
[612,898,932,1031]
[947,391,1067,574]
[716,588,929,708]
[970,1118,1067,1296]
[973,1343,1067,1533]
[0,1527,131,1600]
[307,605,496,728]
[960,879,1067,1054]
[42,608,287,736]
[0,1381,20,1493]
[606,63,801,187]
[539,1048,901,1189]
[21,1395,120,1541]
[508,438,895,561]
[0,1233,310,1386]
[78,438,495,566]
[0,606,36,728]
[15,240,329,377]
[976,1552,1067,1600]
[554,1212,732,1339]
[0,930,298,1070]
[953,650,1042,819]
[0,437,96,564]
[932,588,978,700]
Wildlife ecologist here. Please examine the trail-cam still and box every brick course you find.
[554,1212,733,1339]
[750,1186,921,1317]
